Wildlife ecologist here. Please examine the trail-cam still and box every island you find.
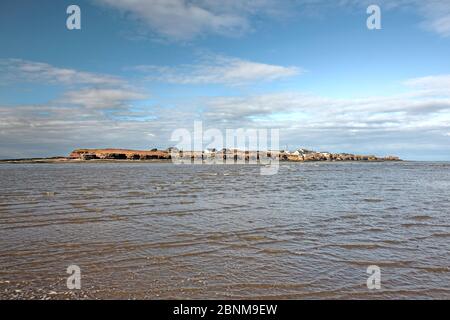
[0,148,401,163]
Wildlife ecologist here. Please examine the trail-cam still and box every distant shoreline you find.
[0,158,403,164]
[0,158,171,164]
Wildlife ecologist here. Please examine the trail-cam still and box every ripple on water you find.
[0,162,449,299]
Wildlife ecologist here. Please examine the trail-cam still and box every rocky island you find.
[1,148,401,163]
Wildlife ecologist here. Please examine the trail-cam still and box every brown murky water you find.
[0,162,449,299]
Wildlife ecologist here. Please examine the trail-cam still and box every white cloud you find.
[419,1,450,37]
[404,75,450,95]
[93,0,450,39]
[94,0,295,40]
[0,59,155,158]
[96,0,247,40]
[61,88,147,109]
[132,55,301,85]
[1,60,450,160]
[342,0,450,37]
[203,91,450,123]
[193,77,450,158]
[0,59,148,111]
[0,59,124,86]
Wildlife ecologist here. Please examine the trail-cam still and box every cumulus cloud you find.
[131,55,301,86]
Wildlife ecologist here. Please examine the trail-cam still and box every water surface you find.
[0,162,449,299]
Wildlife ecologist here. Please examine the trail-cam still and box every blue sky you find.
[1,0,450,160]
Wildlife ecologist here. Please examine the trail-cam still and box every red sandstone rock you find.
[68,148,401,162]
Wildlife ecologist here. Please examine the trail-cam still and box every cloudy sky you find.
[1,0,450,160]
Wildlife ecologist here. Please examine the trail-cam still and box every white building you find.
[203,148,216,154]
